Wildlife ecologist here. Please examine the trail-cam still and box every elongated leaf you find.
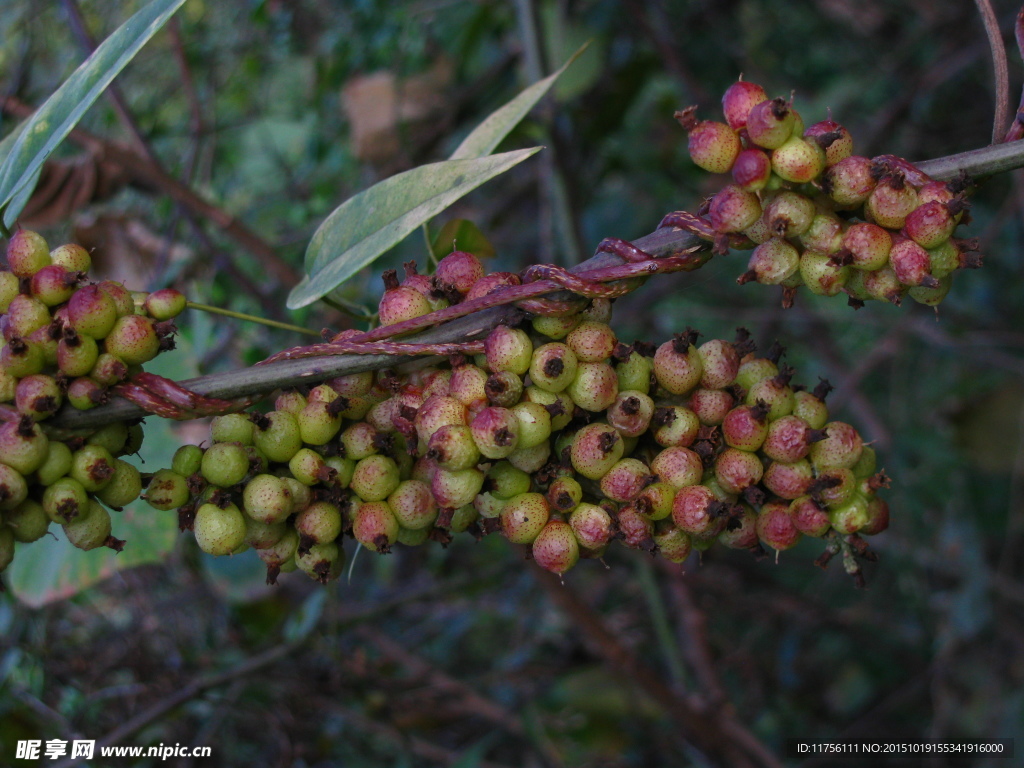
[289,148,542,309]
[0,0,187,229]
[449,42,589,160]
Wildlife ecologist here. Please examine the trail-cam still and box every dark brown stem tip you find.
[673,105,699,131]
[812,378,833,401]
[736,269,758,285]
[611,341,634,364]
[847,296,865,310]
[652,406,676,427]
[781,286,798,309]
[774,363,795,386]
[621,396,641,415]
[733,327,756,357]
[769,97,789,119]
[104,535,126,552]
[920,275,941,289]
[598,431,619,455]
[813,130,843,149]
[382,269,400,291]
[750,400,771,423]
[403,260,420,278]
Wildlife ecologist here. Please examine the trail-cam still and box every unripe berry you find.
[98,281,135,317]
[570,423,624,480]
[69,444,116,492]
[15,374,61,420]
[789,495,831,536]
[172,444,204,477]
[436,251,485,295]
[529,342,578,392]
[95,459,143,508]
[480,370,520,408]
[746,97,795,149]
[0,271,19,312]
[521,387,573,431]
[36,440,73,486]
[581,298,613,323]
[651,405,700,447]
[600,458,653,503]
[763,458,813,499]
[5,499,50,543]
[607,390,655,437]
[104,315,161,365]
[615,350,652,394]
[447,503,479,533]
[431,466,484,508]
[810,467,856,508]
[861,497,890,535]
[87,352,128,387]
[532,519,580,575]
[671,484,728,537]
[680,111,741,173]
[485,326,532,375]
[282,477,310,513]
[500,492,550,544]
[351,455,401,502]
[688,387,735,426]
[448,363,489,408]
[841,223,891,271]
[904,200,956,249]
[717,504,759,550]
[68,285,118,339]
[654,524,693,562]
[697,339,740,389]
[566,321,617,363]
[803,120,853,166]
[763,414,816,461]
[708,185,762,233]
[828,493,869,534]
[465,271,521,301]
[144,469,190,511]
[770,136,825,183]
[388,479,438,529]
[653,332,703,395]
[565,502,610,551]
[379,277,432,327]
[635,481,676,521]
[487,461,532,500]
[714,447,764,495]
[616,504,655,549]
[731,148,773,191]
[0,417,48,475]
[251,411,302,463]
[809,421,863,470]
[30,264,79,306]
[865,175,919,230]
[800,250,849,296]
[888,239,935,287]
[824,155,876,206]
[722,402,770,450]
[201,442,249,487]
[547,475,583,513]
[194,502,247,556]
[144,288,187,320]
[42,476,88,522]
[763,191,816,237]
[294,501,343,548]
[244,515,287,550]
[414,394,468,444]
[756,499,801,551]
[741,237,800,285]
[64,500,114,551]
[88,422,129,456]
[57,331,100,377]
[650,447,703,489]
[296,540,344,581]
[566,362,618,412]
[289,447,334,486]
[64,377,105,412]
[531,313,581,339]
[330,370,375,397]
[6,294,51,338]
[427,424,480,470]
[0,337,45,377]
[863,266,905,304]
[6,230,51,277]
[722,79,768,130]
[471,406,520,459]
[909,275,952,306]
[242,473,293,524]
[48,243,90,272]
[745,370,794,420]
[799,212,844,255]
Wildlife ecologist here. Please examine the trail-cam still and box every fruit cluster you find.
[676,79,980,308]
[151,251,889,585]
[0,229,185,578]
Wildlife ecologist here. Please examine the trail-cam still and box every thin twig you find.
[1007,8,1024,141]
[973,0,1011,142]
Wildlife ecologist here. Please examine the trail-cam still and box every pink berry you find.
[708,185,762,233]
[770,136,825,183]
[731,147,773,191]
[746,97,796,150]
[803,120,854,166]
[678,108,741,174]
[532,520,580,574]
[824,155,876,206]
[435,251,485,296]
[756,500,801,551]
[721,80,768,130]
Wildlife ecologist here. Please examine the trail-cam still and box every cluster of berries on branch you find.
[667,79,982,308]
[0,230,187,579]
[153,250,889,586]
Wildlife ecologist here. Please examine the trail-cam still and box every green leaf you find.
[430,218,497,261]
[0,0,188,230]
[449,42,589,160]
[288,148,542,309]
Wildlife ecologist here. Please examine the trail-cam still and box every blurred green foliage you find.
[2,0,1024,766]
